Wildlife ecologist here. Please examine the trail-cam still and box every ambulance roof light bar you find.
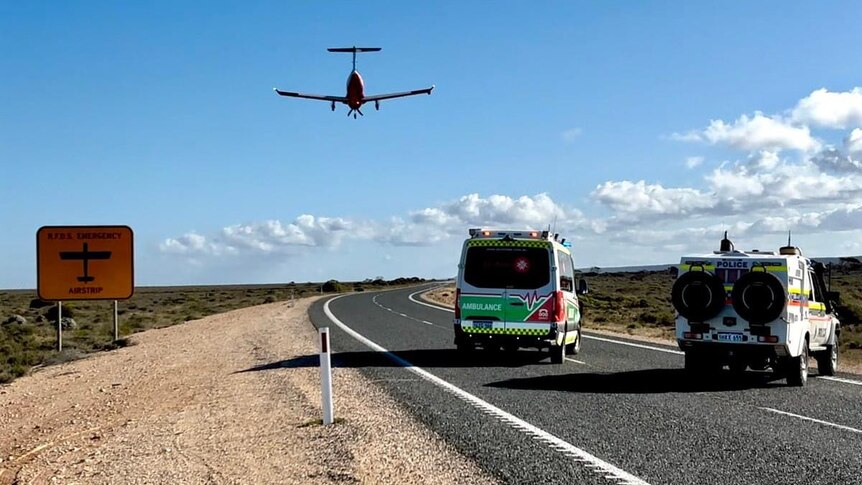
[468,229,555,240]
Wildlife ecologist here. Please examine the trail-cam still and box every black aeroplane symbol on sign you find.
[59,243,112,283]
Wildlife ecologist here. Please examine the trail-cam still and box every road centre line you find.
[407,289,685,355]
[372,295,447,330]
[324,294,652,485]
[759,407,862,434]
[407,288,862,386]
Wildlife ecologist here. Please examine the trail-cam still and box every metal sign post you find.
[57,301,63,351]
[113,300,119,341]
[319,327,334,425]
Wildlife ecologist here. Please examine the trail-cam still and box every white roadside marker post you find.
[113,300,119,341]
[319,327,334,425]
[57,301,63,352]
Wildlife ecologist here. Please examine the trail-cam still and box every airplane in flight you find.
[274,47,434,119]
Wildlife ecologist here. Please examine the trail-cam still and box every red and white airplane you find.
[274,47,434,119]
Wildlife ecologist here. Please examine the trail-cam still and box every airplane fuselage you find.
[346,70,365,109]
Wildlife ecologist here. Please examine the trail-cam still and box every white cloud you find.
[792,87,862,129]
[700,112,819,152]
[818,205,862,231]
[162,193,603,257]
[561,127,582,143]
[812,148,862,174]
[685,156,704,169]
[847,128,862,155]
[591,180,715,217]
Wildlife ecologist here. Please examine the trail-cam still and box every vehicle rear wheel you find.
[728,357,747,374]
[565,329,582,355]
[785,340,809,387]
[456,340,474,353]
[550,341,565,364]
[815,344,838,376]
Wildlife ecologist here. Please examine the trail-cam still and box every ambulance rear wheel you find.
[565,329,582,355]
[550,342,565,364]
[456,340,474,353]
[815,344,838,376]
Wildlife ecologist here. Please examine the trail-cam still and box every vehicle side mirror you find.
[577,279,589,295]
[827,291,840,304]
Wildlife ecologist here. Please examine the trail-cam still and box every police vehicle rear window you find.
[464,247,550,289]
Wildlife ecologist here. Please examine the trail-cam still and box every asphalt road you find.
[307,284,862,485]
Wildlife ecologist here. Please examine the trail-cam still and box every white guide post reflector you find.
[319,327,334,425]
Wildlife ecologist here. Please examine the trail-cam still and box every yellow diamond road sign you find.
[37,226,134,301]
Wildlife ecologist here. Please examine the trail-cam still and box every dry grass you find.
[0,278,429,384]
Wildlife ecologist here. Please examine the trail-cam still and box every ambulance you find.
[671,234,841,386]
[454,229,588,364]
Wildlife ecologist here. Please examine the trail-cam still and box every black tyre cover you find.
[671,271,726,321]
[731,271,786,324]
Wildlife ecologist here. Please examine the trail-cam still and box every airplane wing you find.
[273,89,347,102]
[363,85,435,102]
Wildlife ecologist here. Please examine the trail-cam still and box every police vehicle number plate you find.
[472,321,493,329]
[717,333,743,342]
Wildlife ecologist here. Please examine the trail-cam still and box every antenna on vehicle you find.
[787,230,792,247]
[719,231,734,252]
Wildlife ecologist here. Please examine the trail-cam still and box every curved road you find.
[308,284,862,485]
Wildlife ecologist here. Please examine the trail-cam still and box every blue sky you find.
[2,1,862,287]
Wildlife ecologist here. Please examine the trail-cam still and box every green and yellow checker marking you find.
[467,239,551,248]
[463,327,550,336]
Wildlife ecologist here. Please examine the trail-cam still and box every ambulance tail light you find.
[553,291,566,322]
[757,335,779,343]
[454,289,461,320]
[683,332,703,340]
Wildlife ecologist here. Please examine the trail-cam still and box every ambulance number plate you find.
[472,321,493,329]
[717,332,743,342]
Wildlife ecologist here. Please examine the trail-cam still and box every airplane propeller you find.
[347,108,364,119]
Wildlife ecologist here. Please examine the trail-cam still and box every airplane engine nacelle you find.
[375,100,380,111]
[331,101,336,111]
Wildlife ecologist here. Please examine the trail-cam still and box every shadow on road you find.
[485,368,788,394]
[236,348,554,373]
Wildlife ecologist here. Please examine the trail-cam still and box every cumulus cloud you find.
[591,180,715,217]
[818,205,862,231]
[700,112,819,152]
[847,128,862,155]
[685,156,704,169]
[161,193,603,257]
[792,87,862,129]
[811,147,862,174]
[561,127,582,143]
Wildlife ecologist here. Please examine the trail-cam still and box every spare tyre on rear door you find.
[731,271,786,324]
[671,270,726,321]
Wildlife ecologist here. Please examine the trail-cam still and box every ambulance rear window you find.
[464,247,550,289]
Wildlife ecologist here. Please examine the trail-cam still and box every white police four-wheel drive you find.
[671,234,841,386]
[454,229,588,364]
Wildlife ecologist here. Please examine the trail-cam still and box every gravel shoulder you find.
[0,297,496,484]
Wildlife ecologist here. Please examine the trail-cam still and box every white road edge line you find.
[819,376,862,387]
[759,407,862,434]
[407,286,453,311]
[324,294,651,485]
